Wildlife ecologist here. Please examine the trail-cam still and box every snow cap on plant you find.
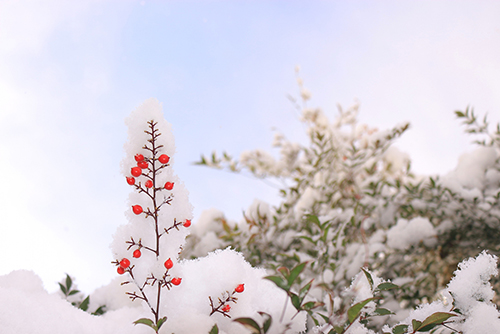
[447,251,499,317]
[111,99,193,328]
[113,98,192,264]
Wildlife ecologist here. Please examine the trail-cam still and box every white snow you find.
[386,217,437,250]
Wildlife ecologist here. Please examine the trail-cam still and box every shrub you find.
[184,76,500,330]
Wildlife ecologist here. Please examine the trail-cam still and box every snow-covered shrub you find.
[375,107,500,306]
[184,75,500,327]
[1,94,499,334]
[381,251,500,334]
[185,79,418,305]
[108,98,306,334]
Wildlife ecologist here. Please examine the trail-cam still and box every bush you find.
[184,76,500,332]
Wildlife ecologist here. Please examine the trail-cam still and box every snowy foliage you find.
[185,79,500,331]
[1,95,500,334]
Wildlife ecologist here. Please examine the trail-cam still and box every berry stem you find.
[126,237,156,254]
[156,282,161,324]
[146,121,162,258]
[126,268,157,318]
[209,291,238,318]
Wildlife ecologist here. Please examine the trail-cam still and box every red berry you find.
[135,154,144,162]
[222,304,231,312]
[133,249,141,258]
[171,277,182,286]
[164,258,173,269]
[145,180,153,188]
[183,219,191,228]
[132,205,143,215]
[235,284,244,293]
[126,177,135,185]
[120,258,130,268]
[117,267,125,275]
[131,167,142,177]
[159,154,170,164]
[164,182,174,190]
[137,161,148,169]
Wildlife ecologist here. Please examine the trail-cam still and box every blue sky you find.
[1,0,499,293]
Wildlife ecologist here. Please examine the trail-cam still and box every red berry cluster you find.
[116,258,131,275]
[127,153,173,216]
[163,258,182,286]
[209,284,245,318]
[115,120,193,330]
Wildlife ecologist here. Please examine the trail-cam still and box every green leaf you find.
[298,236,316,245]
[288,262,307,286]
[222,219,232,234]
[455,110,465,118]
[208,324,219,334]
[233,317,262,334]
[65,274,72,290]
[68,289,80,296]
[305,214,321,228]
[264,275,289,291]
[277,267,290,277]
[333,326,344,334]
[412,319,422,331]
[133,318,156,330]
[92,305,106,316]
[302,301,324,310]
[320,225,331,243]
[318,312,330,323]
[376,282,398,291]
[392,324,409,334]
[373,308,394,316]
[79,295,90,311]
[347,298,374,324]
[308,312,321,326]
[58,282,67,295]
[290,293,301,310]
[299,279,313,300]
[361,268,374,290]
[258,312,272,333]
[157,316,167,330]
[416,312,457,331]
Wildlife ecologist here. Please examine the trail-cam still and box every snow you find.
[462,303,500,334]
[184,208,228,257]
[0,270,149,334]
[447,251,498,314]
[382,146,410,174]
[0,251,307,334]
[386,217,437,250]
[441,146,499,202]
[383,251,500,334]
[449,146,497,190]
[294,186,321,218]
